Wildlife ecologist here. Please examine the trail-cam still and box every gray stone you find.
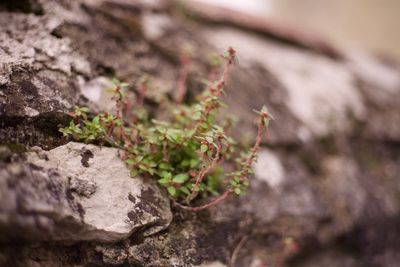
[346,51,400,141]
[26,142,172,241]
[0,160,84,242]
[0,12,90,118]
[205,27,366,142]
[0,142,172,243]
[253,149,285,190]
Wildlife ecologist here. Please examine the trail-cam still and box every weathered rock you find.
[28,142,173,241]
[197,262,227,267]
[0,12,89,118]
[0,142,172,243]
[1,0,400,266]
[346,51,400,141]
[204,27,366,143]
[0,157,83,242]
[0,2,92,148]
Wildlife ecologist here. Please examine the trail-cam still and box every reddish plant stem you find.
[162,141,169,162]
[191,49,235,134]
[175,189,232,212]
[175,54,191,104]
[137,81,147,107]
[238,114,267,180]
[112,86,132,147]
[194,139,222,187]
[187,139,222,202]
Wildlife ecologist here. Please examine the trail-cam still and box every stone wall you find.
[1,0,399,266]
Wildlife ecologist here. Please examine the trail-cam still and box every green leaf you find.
[130,169,138,177]
[234,188,242,195]
[159,163,171,170]
[92,115,100,124]
[125,159,134,165]
[205,136,213,143]
[120,82,129,88]
[112,78,121,85]
[173,173,189,184]
[263,117,271,127]
[200,144,208,153]
[148,168,155,175]
[193,112,201,120]
[160,171,172,179]
[180,186,190,195]
[158,177,170,185]
[181,159,190,167]
[167,186,176,196]
[190,159,198,168]
[200,122,209,129]
[139,164,148,171]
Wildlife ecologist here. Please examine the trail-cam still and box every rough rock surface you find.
[1,0,400,266]
[0,150,83,242]
[1,142,172,244]
[205,27,366,142]
[28,142,173,241]
[0,2,89,148]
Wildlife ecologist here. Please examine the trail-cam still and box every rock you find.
[27,142,173,241]
[0,159,84,242]
[78,76,116,112]
[0,12,89,118]
[0,2,92,148]
[0,142,172,243]
[346,51,400,141]
[319,156,367,233]
[204,27,366,143]
[197,262,227,267]
[142,12,174,41]
[253,149,285,190]
[1,0,400,266]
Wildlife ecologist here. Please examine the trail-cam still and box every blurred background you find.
[197,0,400,60]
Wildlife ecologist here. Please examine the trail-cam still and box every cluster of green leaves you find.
[60,48,272,209]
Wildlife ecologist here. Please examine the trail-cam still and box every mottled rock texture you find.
[1,0,400,266]
[27,142,172,241]
[0,142,172,244]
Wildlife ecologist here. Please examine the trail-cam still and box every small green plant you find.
[60,48,273,211]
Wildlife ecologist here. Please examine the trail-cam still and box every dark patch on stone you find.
[80,149,94,168]
[135,187,162,219]
[66,188,85,221]
[0,114,69,150]
[128,193,137,204]
[127,211,140,225]
[5,143,27,154]
[18,80,39,98]
[28,162,44,171]
[76,203,86,220]
[0,0,44,15]
[46,169,64,201]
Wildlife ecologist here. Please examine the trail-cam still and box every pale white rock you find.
[142,13,174,41]
[194,0,272,17]
[24,107,40,117]
[345,51,400,140]
[205,27,366,139]
[27,142,172,242]
[346,51,400,97]
[249,257,265,267]
[197,261,227,267]
[253,149,285,189]
[78,76,116,111]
